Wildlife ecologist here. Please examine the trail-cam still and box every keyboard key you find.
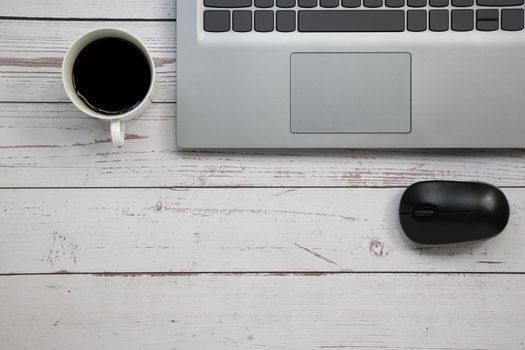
[452,0,473,6]
[321,0,339,7]
[452,9,474,31]
[277,0,296,6]
[408,0,426,7]
[429,10,449,31]
[407,10,427,31]
[255,0,274,7]
[205,0,252,7]
[233,10,252,32]
[255,10,274,31]
[299,0,317,6]
[430,0,448,6]
[476,9,498,31]
[204,11,231,32]
[477,0,523,6]
[364,0,383,7]
[277,10,296,31]
[342,0,361,6]
[386,0,405,7]
[298,10,405,32]
[502,9,524,31]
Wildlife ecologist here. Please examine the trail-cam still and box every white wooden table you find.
[1,1,524,349]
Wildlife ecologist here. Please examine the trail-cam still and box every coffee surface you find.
[73,37,152,115]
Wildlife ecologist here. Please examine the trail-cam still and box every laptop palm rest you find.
[290,53,412,134]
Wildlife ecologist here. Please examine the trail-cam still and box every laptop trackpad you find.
[291,53,412,134]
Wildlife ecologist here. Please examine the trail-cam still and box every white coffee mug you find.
[62,28,156,146]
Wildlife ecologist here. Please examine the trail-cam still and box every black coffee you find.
[72,37,152,115]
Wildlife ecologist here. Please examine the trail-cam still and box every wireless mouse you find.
[399,181,510,244]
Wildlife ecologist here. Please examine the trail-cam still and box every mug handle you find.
[110,120,125,147]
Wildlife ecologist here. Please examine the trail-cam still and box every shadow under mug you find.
[62,28,156,146]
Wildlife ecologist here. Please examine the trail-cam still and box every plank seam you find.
[0,16,175,22]
[0,186,523,190]
[1,271,524,277]
[0,101,175,104]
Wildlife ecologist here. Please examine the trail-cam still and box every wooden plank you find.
[0,274,523,349]
[0,20,176,103]
[1,103,525,187]
[0,0,176,19]
[1,188,523,274]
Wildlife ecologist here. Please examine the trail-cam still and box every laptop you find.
[177,0,525,148]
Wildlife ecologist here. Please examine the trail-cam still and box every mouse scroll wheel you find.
[413,206,438,218]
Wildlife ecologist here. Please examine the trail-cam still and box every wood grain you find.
[1,274,524,350]
[1,103,525,187]
[2,1,524,348]
[1,188,523,274]
[0,20,176,103]
[2,21,525,188]
[0,0,176,19]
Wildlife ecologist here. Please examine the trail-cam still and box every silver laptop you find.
[177,0,525,148]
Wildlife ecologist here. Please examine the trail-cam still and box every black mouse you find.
[399,181,510,244]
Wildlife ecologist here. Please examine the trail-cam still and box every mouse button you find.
[428,182,494,211]
[399,218,453,244]
[399,181,426,207]
[470,204,510,234]
[399,181,453,213]
[399,188,430,214]
[437,212,500,240]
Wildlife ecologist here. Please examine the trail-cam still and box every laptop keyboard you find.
[203,0,525,32]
